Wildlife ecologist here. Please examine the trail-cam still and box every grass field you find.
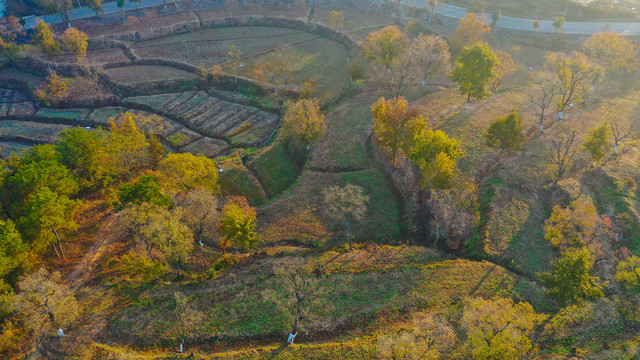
[247,139,301,198]
[216,150,268,206]
[33,108,91,123]
[104,65,198,86]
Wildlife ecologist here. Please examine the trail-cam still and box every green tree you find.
[451,42,498,108]
[582,122,611,161]
[36,0,73,26]
[540,247,604,305]
[485,111,525,153]
[217,196,260,258]
[157,153,219,195]
[409,128,463,189]
[461,297,537,360]
[491,10,502,29]
[615,256,640,293]
[552,16,565,32]
[32,20,61,58]
[11,268,79,332]
[88,0,104,16]
[116,175,172,211]
[0,220,31,291]
[323,184,369,251]
[282,98,327,152]
[533,20,541,31]
[56,127,114,190]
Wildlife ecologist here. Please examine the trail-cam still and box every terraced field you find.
[124,91,279,146]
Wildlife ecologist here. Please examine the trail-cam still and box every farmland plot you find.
[124,91,279,146]
[0,120,73,144]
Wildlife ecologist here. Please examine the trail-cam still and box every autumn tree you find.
[533,20,541,31]
[449,13,491,54]
[372,96,426,162]
[327,10,345,30]
[36,71,68,106]
[610,120,634,155]
[11,268,79,332]
[544,197,608,252]
[377,313,456,360]
[451,42,498,108]
[461,297,537,360]
[61,27,88,62]
[360,25,409,70]
[324,184,369,250]
[88,0,104,16]
[33,20,61,58]
[0,16,24,43]
[409,128,463,189]
[582,122,611,161]
[0,220,30,291]
[427,0,439,22]
[36,0,73,26]
[549,129,578,185]
[282,98,326,152]
[485,111,525,154]
[217,196,260,258]
[540,247,604,305]
[544,51,600,110]
[173,292,203,352]
[615,256,640,292]
[409,34,451,87]
[108,113,151,175]
[173,189,219,246]
[384,49,420,98]
[552,16,565,32]
[488,50,516,96]
[583,31,639,74]
[157,153,219,195]
[529,73,557,134]
[253,48,303,108]
[119,203,194,275]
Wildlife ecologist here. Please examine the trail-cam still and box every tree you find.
[371,96,426,162]
[582,122,611,161]
[324,184,369,251]
[36,71,68,106]
[427,0,439,22]
[327,10,345,30]
[549,130,578,185]
[116,175,173,211]
[282,98,326,152]
[488,50,516,96]
[0,220,30,291]
[461,297,537,360]
[173,292,203,352]
[88,0,104,16]
[540,247,604,305]
[544,197,606,252]
[491,10,502,29]
[451,42,499,108]
[157,153,219,195]
[117,0,126,23]
[583,31,639,74]
[61,27,88,62]
[409,128,463,189]
[384,49,420,98]
[552,16,565,32]
[108,112,150,175]
[529,73,557,134]
[544,51,600,110]
[174,189,219,246]
[32,20,61,58]
[360,25,409,70]
[253,48,300,109]
[119,203,194,274]
[11,268,79,332]
[377,313,456,360]
[615,256,640,292]
[533,20,541,31]
[485,111,525,153]
[0,17,25,43]
[217,196,260,258]
[36,0,73,26]
[610,120,634,155]
[449,13,491,54]
[56,127,114,190]
[409,34,451,87]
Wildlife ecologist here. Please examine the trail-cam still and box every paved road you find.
[22,0,640,36]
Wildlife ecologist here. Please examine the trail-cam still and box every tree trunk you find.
[52,227,65,258]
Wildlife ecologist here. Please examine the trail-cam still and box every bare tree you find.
[610,121,634,155]
[324,184,369,251]
[550,130,578,185]
[530,73,557,134]
[174,292,203,353]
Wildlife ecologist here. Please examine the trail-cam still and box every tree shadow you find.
[468,264,497,296]
[267,344,288,359]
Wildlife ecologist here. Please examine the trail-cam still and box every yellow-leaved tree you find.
[157,153,219,195]
[583,31,639,74]
[61,27,88,62]
[544,51,601,110]
[282,98,326,152]
[371,96,426,162]
[360,25,408,70]
[449,13,491,54]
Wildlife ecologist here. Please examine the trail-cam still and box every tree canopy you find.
[485,111,525,153]
[540,247,604,305]
[451,42,499,106]
[361,25,409,70]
